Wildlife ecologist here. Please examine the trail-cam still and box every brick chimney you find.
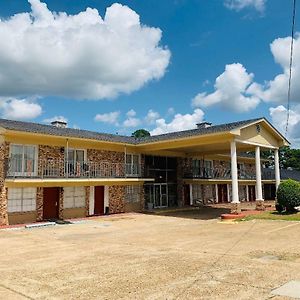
[51,120,67,128]
[196,122,212,129]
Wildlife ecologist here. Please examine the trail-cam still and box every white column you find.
[274,149,281,190]
[255,146,263,201]
[230,141,239,203]
[189,184,193,206]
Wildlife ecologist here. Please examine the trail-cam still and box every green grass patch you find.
[241,211,300,221]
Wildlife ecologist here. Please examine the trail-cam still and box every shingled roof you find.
[0,117,266,145]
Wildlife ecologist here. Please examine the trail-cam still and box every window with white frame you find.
[64,187,86,208]
[192,185,203,201]
[125,154,140,176]
[125,185,141,203]
[7,188,36,213]
[9,144,37,176]
[204,160,213,178]
[65,149,86,176]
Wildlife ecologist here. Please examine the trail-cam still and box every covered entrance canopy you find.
[137,118,290,212]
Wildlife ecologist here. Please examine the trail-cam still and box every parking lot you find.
[1,210,300,299]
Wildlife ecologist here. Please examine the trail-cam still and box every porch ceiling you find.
[145,140,258,156]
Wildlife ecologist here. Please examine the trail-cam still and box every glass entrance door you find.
[148,184,168,208]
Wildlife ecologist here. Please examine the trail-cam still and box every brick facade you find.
[0,142,9,225]
[109,186,125,213]
[36,187,43,221]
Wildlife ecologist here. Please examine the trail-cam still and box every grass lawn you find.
[242,211,300,221]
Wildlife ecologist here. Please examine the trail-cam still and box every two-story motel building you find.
[0,117,289,225]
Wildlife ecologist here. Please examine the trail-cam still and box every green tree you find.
[131,129,150,139]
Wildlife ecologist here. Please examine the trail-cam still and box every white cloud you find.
[1,98,42,120]
[43,115,68,124]
[123,109,141,127]
[192,63,260,113]
[269,105,300,146]
[145,109,160,124]
[248,35,300,105]
[126,109,137,118]
[94,111,120,125]
[224,0,266,12]
[150,108,204,135]
[0,0,170,100]
[167,107,175,115]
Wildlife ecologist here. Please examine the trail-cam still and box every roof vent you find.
[51,120,67,128]
[196,122,212,129]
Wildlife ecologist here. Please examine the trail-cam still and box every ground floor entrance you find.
[145,183,177,208]
[43,187,60,220]
[94,186,105,215]
[217,184,228,203]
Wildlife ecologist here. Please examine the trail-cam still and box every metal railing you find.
[5,158,141,179]
[184,167,275,180]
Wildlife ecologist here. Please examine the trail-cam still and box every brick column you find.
[36,187,44,221]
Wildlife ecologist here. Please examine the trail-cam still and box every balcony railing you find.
[184,167,275,180]
[5,159,141,179]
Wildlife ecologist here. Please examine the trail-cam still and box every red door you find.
[43,187,60,220]
[248,186,256,202]
[218,184,228,203]
[94,186,104,215]
[184,184,191,206]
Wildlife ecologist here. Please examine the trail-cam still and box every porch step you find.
[25,222,56,229]
[220,213,246,221]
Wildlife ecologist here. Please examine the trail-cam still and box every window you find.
[125,185,141,203]
[192,160,201,177]
[66,149,86,177]
[192,184,203,201]
[9,144,37,176]
[7,188,36,213]
[64,187,86,208]
[204,160,213,178]
[126,154,140,176]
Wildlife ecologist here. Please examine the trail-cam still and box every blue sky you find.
[0,0,299,145]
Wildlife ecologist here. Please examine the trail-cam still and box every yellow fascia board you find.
[136,132,234,151]
[5,178,154,188]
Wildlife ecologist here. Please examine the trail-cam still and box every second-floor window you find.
[9,144,37,176]
[126,154,140,176]
[66,149,86,176]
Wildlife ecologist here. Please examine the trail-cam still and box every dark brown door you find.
[218,184,228,203]
[184,184,191,206]
[94,186,104,215]
[43,187,60,220]
[248,186,256,202]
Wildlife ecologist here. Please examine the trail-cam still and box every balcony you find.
[5,159,142,179]
[184,167,275,180]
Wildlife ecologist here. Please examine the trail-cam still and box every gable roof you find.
[0,117,288,145]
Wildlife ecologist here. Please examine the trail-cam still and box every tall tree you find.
[131,129,150,139]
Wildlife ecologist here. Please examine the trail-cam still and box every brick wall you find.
[0,142,9,225]
[109,185,125,213]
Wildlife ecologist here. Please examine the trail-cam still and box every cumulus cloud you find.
[43,115,68,124]
[269,105,300,146]
[0,0,170,100]
[192,63,260,113]
[123,109,141,127]
[145,109,160,124]
[150,108,204,135]
[248,35,300,104]
[1,98,42,120]
[94,111,120,125]
[224,0,266,12]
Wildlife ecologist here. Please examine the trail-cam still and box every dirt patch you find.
[1,212,300,299]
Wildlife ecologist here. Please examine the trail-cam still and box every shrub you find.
[276,179,300,213]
